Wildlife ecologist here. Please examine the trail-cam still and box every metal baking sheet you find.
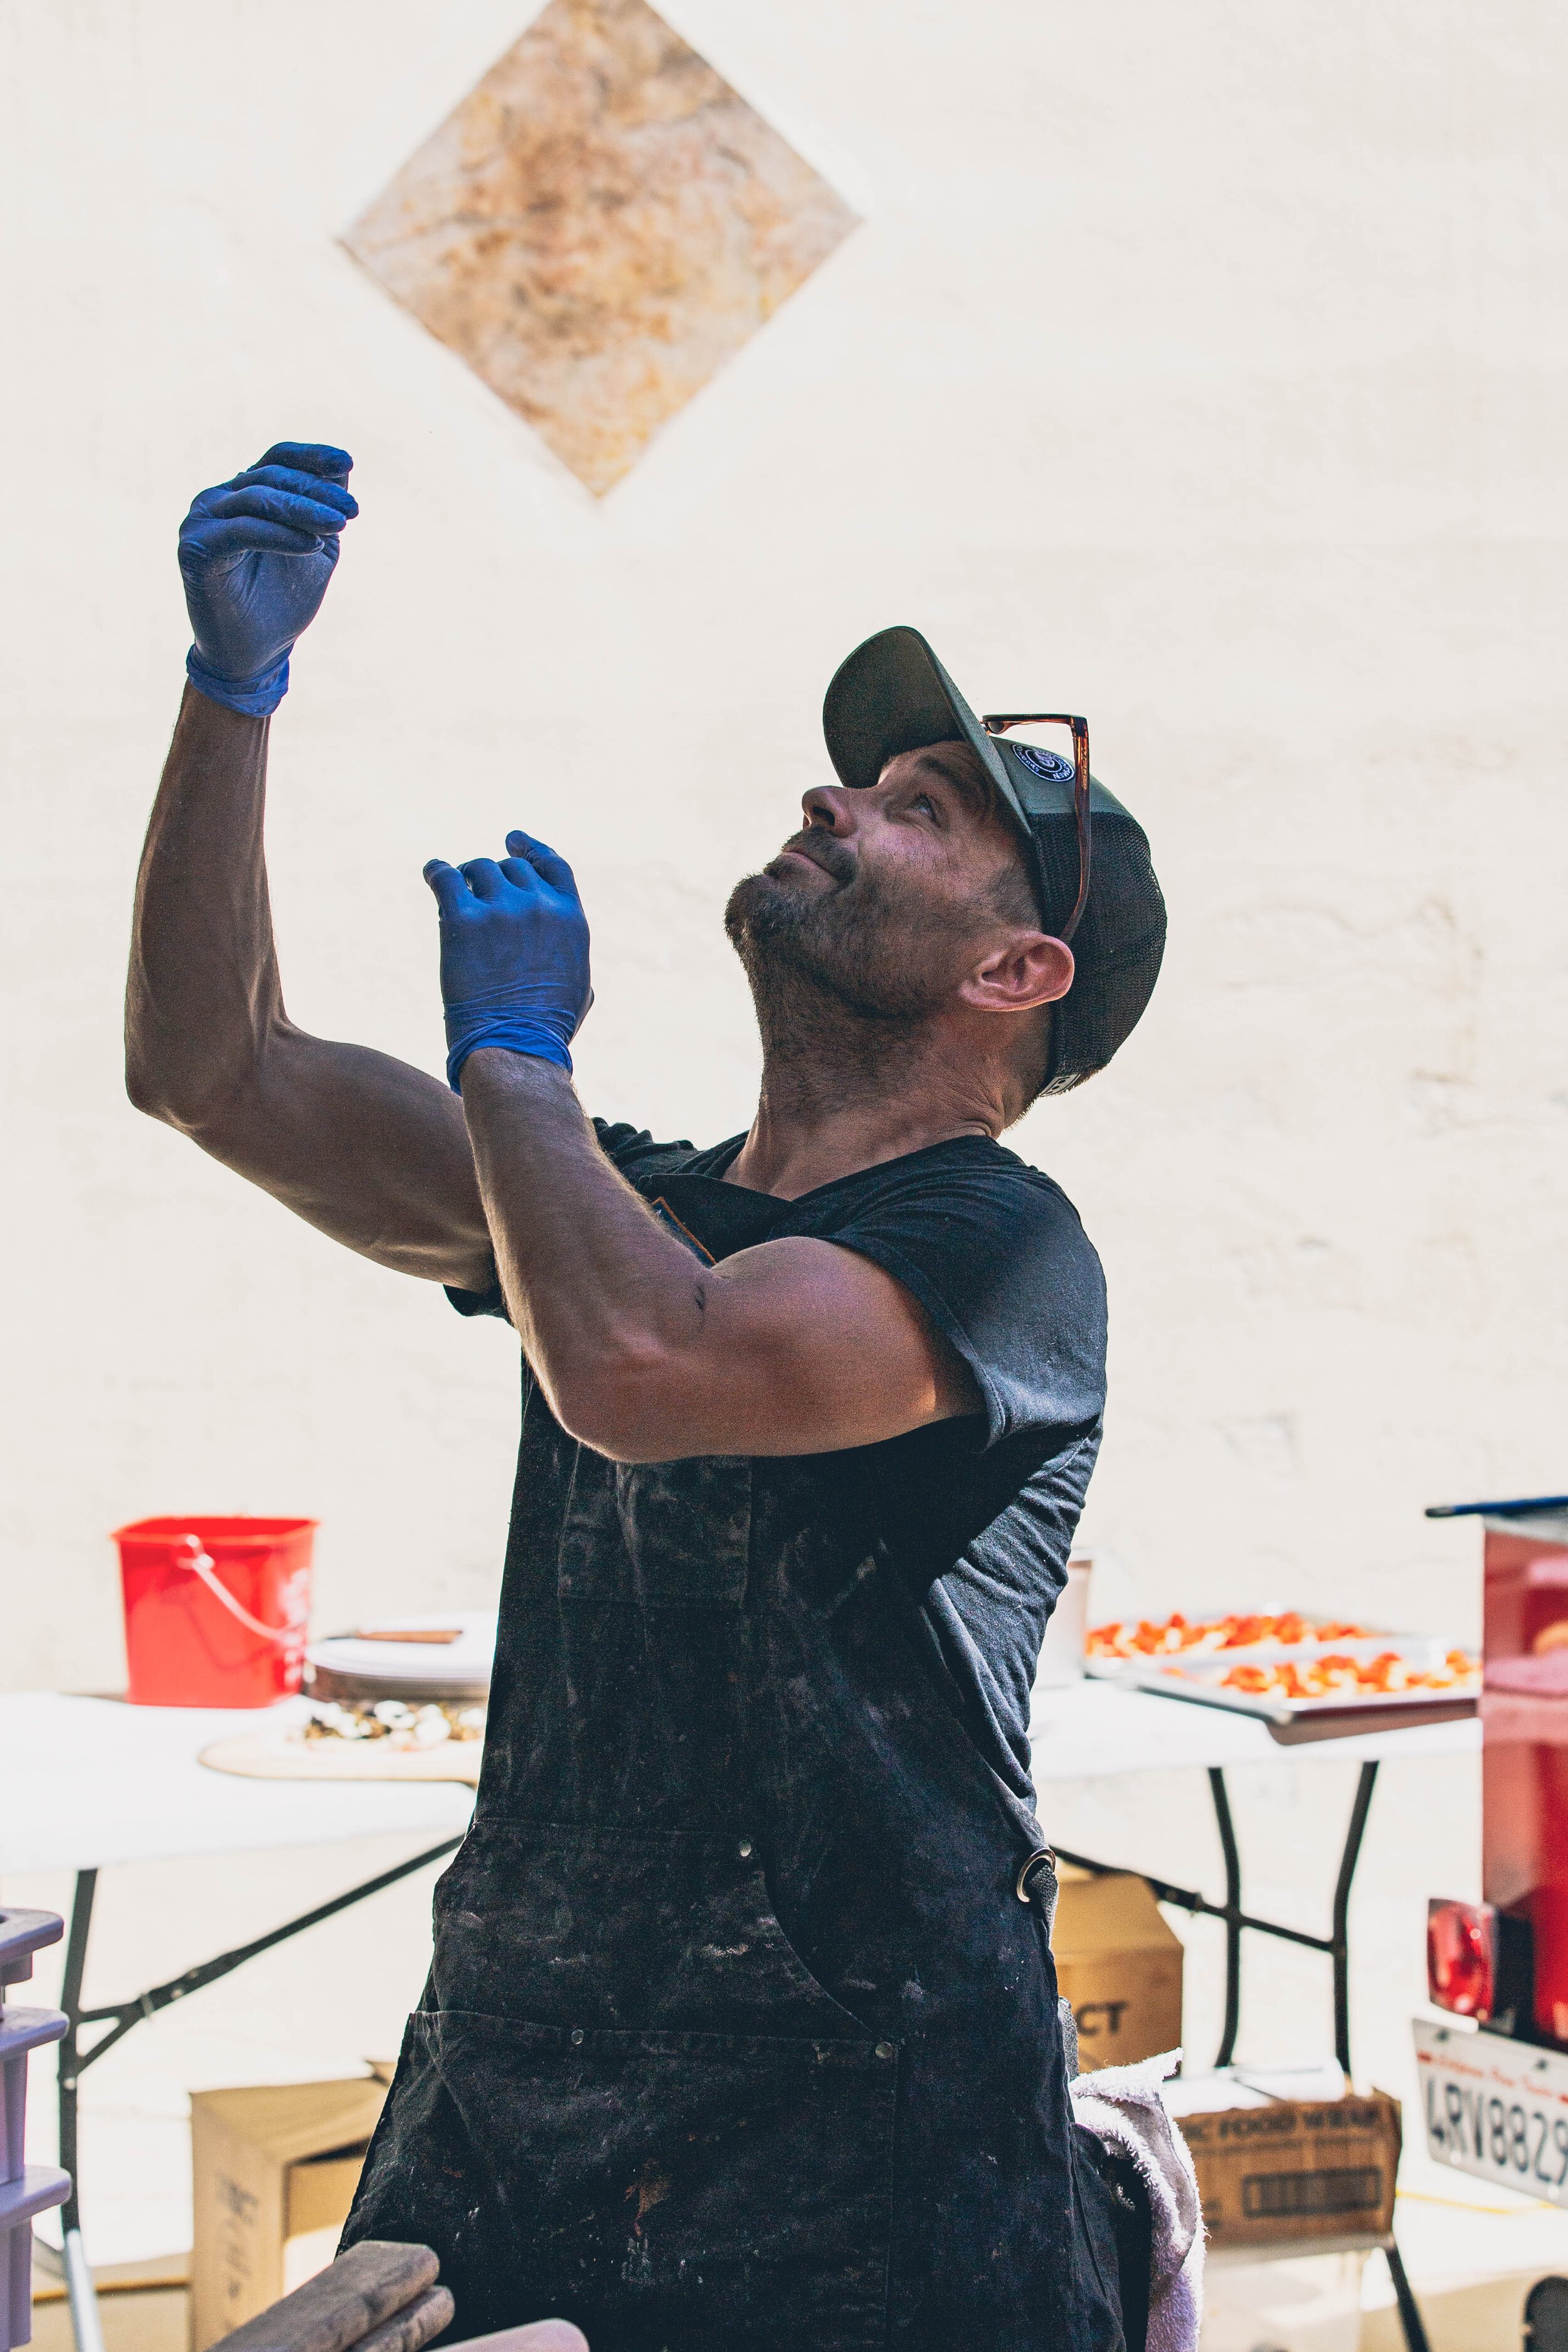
[1113,1634,1478,1736]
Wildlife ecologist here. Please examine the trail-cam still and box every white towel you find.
[1070,2050,1204,2352]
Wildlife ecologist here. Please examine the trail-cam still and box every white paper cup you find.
[1035,1555,1092,1688]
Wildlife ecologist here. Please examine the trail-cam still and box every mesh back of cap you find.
[1029,809,1167,1091]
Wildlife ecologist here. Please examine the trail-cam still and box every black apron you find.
[342,1170,1130,2351]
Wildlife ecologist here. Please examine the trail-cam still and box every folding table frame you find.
[1059,1759,1432,2352]
[1058,1759,1379,2076]
[51,1837,464,2352]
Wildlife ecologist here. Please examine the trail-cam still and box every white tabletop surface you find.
[1029,1677,1480,1782]
[0,1692,475,1875]
[1,1683,1478,1878]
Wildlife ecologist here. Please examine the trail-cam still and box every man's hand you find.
[425,832,593,1091]
[179,442,358,716]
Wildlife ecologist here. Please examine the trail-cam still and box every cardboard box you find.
[1053,1867,1184,2073]
[189,2077,386,2351]
[1176,2089,1401,2251]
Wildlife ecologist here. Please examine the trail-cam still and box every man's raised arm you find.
[125,444,494,1290]
[421,840,978,1459]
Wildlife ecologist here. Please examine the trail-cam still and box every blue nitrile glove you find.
[177,442,358,716]
[423,831,593,1090]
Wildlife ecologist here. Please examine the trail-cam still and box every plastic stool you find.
[1,1910,70,2352]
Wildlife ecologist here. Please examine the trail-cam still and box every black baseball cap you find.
[822,625,1166,1092]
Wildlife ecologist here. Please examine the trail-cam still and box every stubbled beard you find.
[723,837,980,1101]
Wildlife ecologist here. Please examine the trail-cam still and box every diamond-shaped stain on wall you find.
[343,0,859,495]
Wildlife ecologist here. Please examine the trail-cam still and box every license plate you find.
[1413,2018,1568,2203]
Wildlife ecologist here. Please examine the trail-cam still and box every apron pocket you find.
[432,1819,874,2042]
[409,2007,896,2352]
[558,1448,753,1609]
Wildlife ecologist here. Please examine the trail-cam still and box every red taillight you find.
[1428,1896,1497,2019]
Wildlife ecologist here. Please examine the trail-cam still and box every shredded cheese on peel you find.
[302,1698,487,1749]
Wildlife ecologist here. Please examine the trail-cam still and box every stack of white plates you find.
[304,1611,497,1703]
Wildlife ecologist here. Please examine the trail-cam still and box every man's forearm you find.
[127,684,281,1128]
[460,1051,714,1438]
[125,685,495,1286]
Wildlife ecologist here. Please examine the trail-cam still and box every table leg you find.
[1057,1763,1419,2338]
[55,1871,105,2352]
[1332,1764,1379,2077]
[1207,1770,1243,2068]
[1062,1756,1382,2076]
[1383,2236,1432,2352]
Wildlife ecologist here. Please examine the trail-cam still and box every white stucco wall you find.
[3,0,1566,1690]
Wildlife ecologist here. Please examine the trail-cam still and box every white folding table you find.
[1030,1680,1479,2352]
[1,1693,474,2352]
[1031,1679,1478,2073]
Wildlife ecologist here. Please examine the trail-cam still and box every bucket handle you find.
[175,1536,304,1646]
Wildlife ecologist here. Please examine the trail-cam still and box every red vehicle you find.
[1426,1500,1568,2043]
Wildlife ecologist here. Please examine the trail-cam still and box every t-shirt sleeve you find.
[824,1165,1108,1449]
[591,1120,698,1183]
[442,1118,698,1322]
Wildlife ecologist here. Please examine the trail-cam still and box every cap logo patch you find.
[1010,743,1076,783]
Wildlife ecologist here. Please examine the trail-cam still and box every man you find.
[128,443,1166,2351]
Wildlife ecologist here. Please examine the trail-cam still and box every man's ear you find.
[960,930,1075,1016]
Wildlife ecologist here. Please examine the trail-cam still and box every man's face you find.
[724,745,1039,1023]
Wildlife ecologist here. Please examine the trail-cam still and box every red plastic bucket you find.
[113,1516,317,1707]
